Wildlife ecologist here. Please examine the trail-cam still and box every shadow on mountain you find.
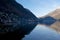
[0,0,38,40]
[0,0,58,40]
[39,16,56,26]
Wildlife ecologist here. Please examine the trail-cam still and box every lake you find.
[23,25,60,40]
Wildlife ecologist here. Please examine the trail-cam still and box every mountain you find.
[47,8,60,19]
[39,16,56,25]
[46,8,60,32]
[0,0,38,40]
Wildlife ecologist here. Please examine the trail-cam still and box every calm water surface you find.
[23,25,60,40]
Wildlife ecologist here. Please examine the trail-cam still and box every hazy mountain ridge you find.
[39,16,56,25]
[47,8,60,19]
[45,8,60,32]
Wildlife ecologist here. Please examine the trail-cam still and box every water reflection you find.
[0,0,60,40]
[20,21,37,40]
[23,25,60,40]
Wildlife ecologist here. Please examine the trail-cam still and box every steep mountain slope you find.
[47,8,60,19]
[0,0,38,40]
[46,8,60,32]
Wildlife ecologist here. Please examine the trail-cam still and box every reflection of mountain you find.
[45,9,60,32]
[0,0,38,40]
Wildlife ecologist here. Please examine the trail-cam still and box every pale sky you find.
[16,0,60,17]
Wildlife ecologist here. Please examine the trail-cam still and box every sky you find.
[16,0,60,17]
